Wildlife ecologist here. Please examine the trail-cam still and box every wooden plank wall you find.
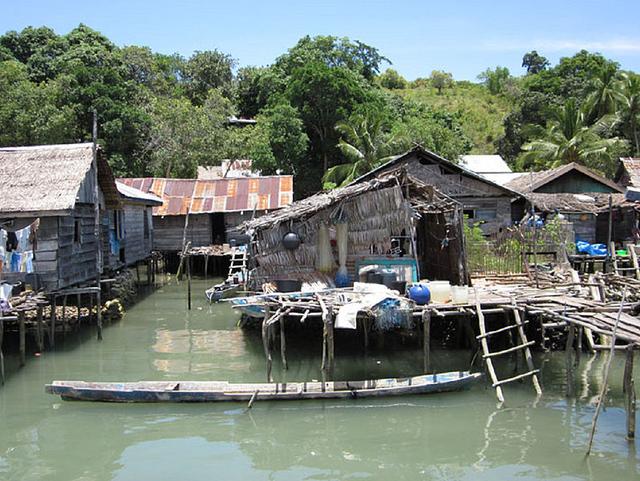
[153,214,211,251]
[403,158,514,236]
[57,204,98,289]
[122,204,153,265]
[32,216,60,290]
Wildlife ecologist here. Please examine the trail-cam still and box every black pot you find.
[275,279,303,293]
[282,232,301,250]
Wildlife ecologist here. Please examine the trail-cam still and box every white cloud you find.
[481,38,640,53]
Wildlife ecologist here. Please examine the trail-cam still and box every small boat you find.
[45,371,482,403]
[206,281,242,302]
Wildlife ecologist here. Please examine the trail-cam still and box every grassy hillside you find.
[394,82,513,154]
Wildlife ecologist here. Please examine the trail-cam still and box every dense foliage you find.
[1,25,638,197]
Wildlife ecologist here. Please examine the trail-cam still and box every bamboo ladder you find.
[474,289,542,402]
[227,247,248,280]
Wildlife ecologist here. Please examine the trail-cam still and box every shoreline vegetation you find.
[1,26,638,197]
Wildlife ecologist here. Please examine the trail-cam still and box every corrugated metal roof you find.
[118,176,294,216]
[459,155,512,174]
[115,181,163,205]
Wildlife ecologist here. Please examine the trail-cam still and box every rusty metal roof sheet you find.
[118,176,294,216]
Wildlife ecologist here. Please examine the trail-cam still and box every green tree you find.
[275,35,389,81]
[0,26,57,63]
[286,62,369,176]
[378,68,407,89]
[430,70,453,94]
[478,66,511,94]
[235,66,286,117]
[519,99,626,174]
[253,102,309,176]
[182,50,236,105]
[522,50,549,74]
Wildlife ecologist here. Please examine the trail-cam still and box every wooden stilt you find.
[576,326,583,366]
[49,295,56,347]
[136,263,141,284]
[77,293,81,324]
[363,316,369,350]
[565,325,575,398]
[261,307,273,382]
[280,315,287,370]
[18,310,25,367]
[62,295,68,331]
[422,310,431,373]
[96,287,102,341]
[204,255,209,280]
[187,255,192,311]
[327,308,335,372]
[0,317,4,384]
[36,306,44,352]
[586,287,626,456]
[624,346,636,440]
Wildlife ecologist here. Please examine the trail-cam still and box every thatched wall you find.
[251,185,415,282]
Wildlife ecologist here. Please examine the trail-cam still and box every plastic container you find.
[380,269,397,288]
[428,281,451,303]
[408,283,431,305]
[451,285,469,304]
[275,279,303,292]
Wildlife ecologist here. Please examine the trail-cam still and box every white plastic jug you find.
[428,281,451,303]
[451,286,469,304]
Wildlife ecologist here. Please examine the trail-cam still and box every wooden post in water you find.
[49,295,56,347]
[0,316,4,384]
[36,306,44,352]
[327,308,335,373]
[623,345,636,440]
[565,324,575,397]
[586,287,626,455]
[187,255,192,310]
[96,289,102,340]
[204,255,209,280]
[422,310,431,373]
[92,110,103,341]
[261,307,273,382]
[18,310,25,367]
[62,295,68,331]
[280,315,287,370]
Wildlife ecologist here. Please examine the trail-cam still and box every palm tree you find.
[615,72,640,156]
[519,99,624,175]
[322,113,393,188]
[585,64,621,122]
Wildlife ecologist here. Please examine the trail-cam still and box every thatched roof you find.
[527,193,634,214]
[241,169,459,234]
[0,143,120,217]
[616,157,640,188]
[505,163,623,194]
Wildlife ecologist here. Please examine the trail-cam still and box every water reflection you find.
[0,278,638,481]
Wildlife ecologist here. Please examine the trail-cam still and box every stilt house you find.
[352,146,521,235]
[241,169,468,288]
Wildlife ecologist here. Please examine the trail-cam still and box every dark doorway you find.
[210,213,226,245]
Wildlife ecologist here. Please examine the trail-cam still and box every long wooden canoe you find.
[45,371,482,403]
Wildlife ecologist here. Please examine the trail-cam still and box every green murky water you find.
[0,278,638,480]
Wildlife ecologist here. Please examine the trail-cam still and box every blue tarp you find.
[576,241,608,256]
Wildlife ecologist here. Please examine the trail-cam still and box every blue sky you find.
[2,0,639,80]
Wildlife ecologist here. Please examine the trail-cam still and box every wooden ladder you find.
[475,289,542,402]
[227,247,248,280]
[627,244,640,280]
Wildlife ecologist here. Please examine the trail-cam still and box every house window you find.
[74,219,82,245]
[463,209,475,219]
[113,210,125,240]
[476,209,497,221]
